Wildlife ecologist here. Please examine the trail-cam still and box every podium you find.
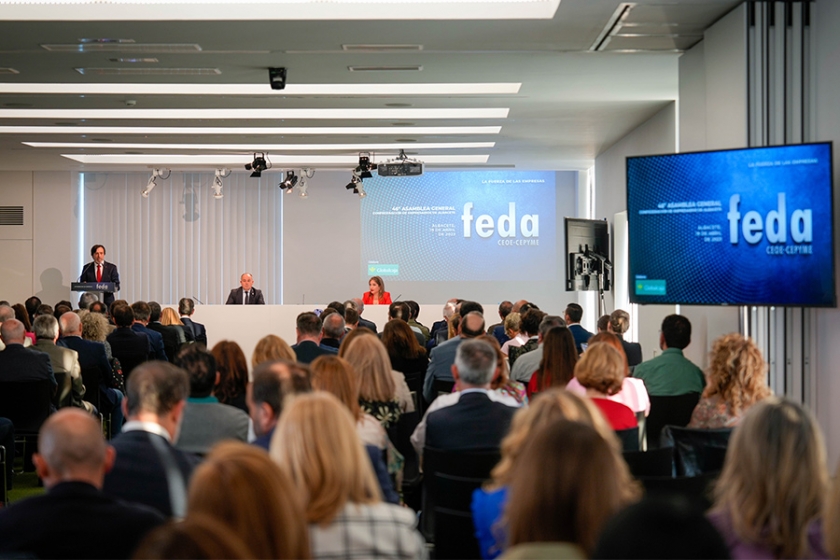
[71,282,116,302]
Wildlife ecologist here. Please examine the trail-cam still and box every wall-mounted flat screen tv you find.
[627,142,836,307]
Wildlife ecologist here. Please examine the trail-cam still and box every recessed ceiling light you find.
[28,141,495,150]
[349,65,423,72]
[385,103,413,108]
[42,43,202,53]
[90,138,112,142]
[108,58,160,63]
[74,67,221,76]
[0,125,502,135]
[3,102,32,107]
[0,82,521,96]
[60,154,491,166]
[343,44,423,52]
[0,108,510,119]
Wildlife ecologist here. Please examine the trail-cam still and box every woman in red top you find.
[362,275,392,305]
[574,342,637,431]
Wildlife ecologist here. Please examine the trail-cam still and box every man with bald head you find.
[0,409,164,558]
[0,304,32,351]
[0,318,57,393]
[422,308,487,405]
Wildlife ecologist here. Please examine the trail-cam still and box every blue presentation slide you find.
[360,171,557,282]
[627,143,835,306]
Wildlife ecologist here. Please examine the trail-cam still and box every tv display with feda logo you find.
[626,142,835,307]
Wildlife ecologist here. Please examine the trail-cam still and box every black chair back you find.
[422,447,501,559]
[401,370,424,413]
[80,365,103,411]
[53,371,68,409]
[616,426,640,451]
[645,393,700,449]
[0,380,53,435]
[638,471,719,511]
[386,410,422,510]
[660,425,733,476]
[432,379,455,399]
[622,447,674,478]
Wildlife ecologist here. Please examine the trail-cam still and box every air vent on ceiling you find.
[0,207,24,226]
[0,68,20,75]
[42,43,202,53]
[348,65,423,72]
[75,67,221,76]
[342,44,423,52]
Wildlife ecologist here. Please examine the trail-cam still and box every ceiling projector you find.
[377,150,424,177]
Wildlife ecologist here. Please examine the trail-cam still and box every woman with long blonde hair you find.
[270,393,425,559]
[471,389,638,559]
[688,333,772,428]
[709,397,828,559]
[251,334,296,368]
[187,441,311,559]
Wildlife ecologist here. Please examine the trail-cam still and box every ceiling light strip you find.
[0,108,509,119]
[0,125,502,135]
[27,141,495,150]
[0,83,521,95]
[61,153,490,165]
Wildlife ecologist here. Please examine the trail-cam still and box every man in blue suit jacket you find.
[131,301,168,361]
[79,244,120,307]
[565,303,593,354]
[178,298,207,346]
[422,310,486,405]
[225,272,265,305]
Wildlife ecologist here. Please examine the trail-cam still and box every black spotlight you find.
[268,67,287,90]
[355,153,377,179]
[345,174,361,193]
[245,152,269,178]
[278,169,299,192]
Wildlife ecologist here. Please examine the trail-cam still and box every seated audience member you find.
[12,302,36,345]
[708,397,828,559]
[0,409,164,558]
[186,441,311,559]
[146,302,185,361]
[412,338,520,456]
[504,420,640,559]
[343,334,413,427]
[60,312,124,425]
[476,334,527,405]
[607,309,643,367]
[337,325,377,355]
[0,318,57,394]
[527,325,577,398]
[597,314,610,333]
[292,311,336,364]
[270,393,425,559]
[688,333,772,429]
[24,295,41,325]
[507,308,544,368]
[134,515,254,559]
[78,292,99,310]
[103,361,199,517]
[131,301,168,361]
[34,303,54,320]
[173,345,249,454]
[575,342,638,431]
[428,298,458,348]
[310,355,399,502]
[33,314,92,413]
[178,297,207,345]
[592,495,729,559]
[488,300,513,347]
[388,301,426,346]
[319,311,346,350]
[382,318,430,381]
[499,312,525,357]
[633,314,705,396]
[510,314,566,384]
[211,340,250,413]
[344,307,360,330]
[565,302,593,354]
[251,334,296,368]
[472,389,621,559]
[406,300,430,343]
[81,310,115,354]
[248,360,312,450]
[88,300,109,316]
[422,309,486,404]
[567,332,650,417]
[0,417,13,491]
[345,298,378,333]
[106,303,150,378]
[0,304,31,350]
[159,306,189,347]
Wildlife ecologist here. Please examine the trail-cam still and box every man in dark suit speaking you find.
[225,272,265,305]
[79,244,120,306]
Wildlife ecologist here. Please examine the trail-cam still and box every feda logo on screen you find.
[461,202,540,246]
[727,193,813,255]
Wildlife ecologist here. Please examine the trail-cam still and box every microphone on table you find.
[79,261,94,282]
[192,296,204,305]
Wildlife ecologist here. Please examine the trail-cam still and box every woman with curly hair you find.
[211,340,249,413]
[688,333,772,429]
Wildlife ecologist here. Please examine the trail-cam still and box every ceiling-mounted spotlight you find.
[141,168,170,198]
[213,168,230,199]
[302,168,315,179]
[378,149,423,177]
[245,152,270,178]
[268,67,287,91]
[355,152,377,179]
[278,169,299,193]
[298,177,309,199]
[345,172,366,198]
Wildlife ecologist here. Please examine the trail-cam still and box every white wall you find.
[814,0,840,470]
